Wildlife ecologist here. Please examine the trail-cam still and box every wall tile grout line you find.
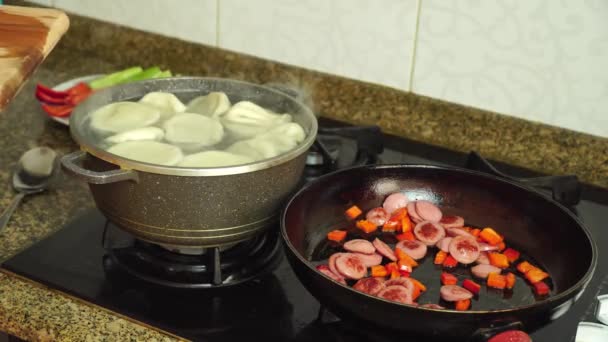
[215,0,221,47]
[407,0,422,92]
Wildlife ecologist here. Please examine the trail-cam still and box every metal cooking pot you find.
[61,77,317,248]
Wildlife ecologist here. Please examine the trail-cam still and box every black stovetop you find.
[3,120,608,342]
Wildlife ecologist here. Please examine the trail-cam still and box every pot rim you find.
[70,77,318,176]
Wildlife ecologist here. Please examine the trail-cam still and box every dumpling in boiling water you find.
[221,101,292,139]
[105,127,165,144]
[178,151,254,167]
[90,102,160,134]
[139,92,186,120]
[107,141,183,166]
[226,122,306,161]
[186,92,231,118]
[163,113,224,150]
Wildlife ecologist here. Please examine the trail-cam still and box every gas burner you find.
[304,125,384,181]
[102,220,282,289]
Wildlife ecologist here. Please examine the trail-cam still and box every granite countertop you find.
[0,3,607,341]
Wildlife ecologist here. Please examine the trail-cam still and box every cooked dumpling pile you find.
[89,91,306,168]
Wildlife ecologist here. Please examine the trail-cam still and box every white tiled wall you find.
[44,0,608,138]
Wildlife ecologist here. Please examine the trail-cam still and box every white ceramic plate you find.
[576,322,608,342]
[45,74,104,126]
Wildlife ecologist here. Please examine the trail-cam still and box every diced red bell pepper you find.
[385,262,398,274]
[441,272,458,285]
[503,248,521,263]
[345,205,362,219]
[532,281,550,296]
[462,279,481,295]
[327,230,347,242]
[41,104,73,117]
[442,254,458,268]
[434,250,447,265]
[356,220,377,233]
[395,231,415,241]
[505,272,516,290]
[455,299,471,311]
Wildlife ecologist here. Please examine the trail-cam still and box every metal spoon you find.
[0,147,57,232]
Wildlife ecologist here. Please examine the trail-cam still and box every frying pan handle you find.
[61,151,139,184]
[466,151,581,206]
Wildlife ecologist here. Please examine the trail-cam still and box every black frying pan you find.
[280,165,596,339]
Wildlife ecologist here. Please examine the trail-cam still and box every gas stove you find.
[2,118,607,342]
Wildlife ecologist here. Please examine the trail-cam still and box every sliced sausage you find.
[353,277,386,296]
[476,252,490,265]
[407,201,423,223]
[373,238,397,261]
[382,193,409,214]
[436,237,453,253]
[446,227,474,238]
[487,330,532,342]
[396,239,428,260]
[316,265,346,284]
[413,221,446,246]
[420,303,445,310]
[440,285,473,302]
[471,264,502,278]
[335,253,367,280]
[377,285,413,304]
[329,253,344,276]
[343,239,376,255]
[448,236,480,264]
[385,277,414,295]
[479,242,500,252]
[354,252,383,267]
[415,200,443,222]
[439,215,465,228]
[366,207,390,226]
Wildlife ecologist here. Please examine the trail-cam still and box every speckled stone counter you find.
[0,2,607,341]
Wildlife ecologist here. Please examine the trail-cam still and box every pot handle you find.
[61,151,139,184]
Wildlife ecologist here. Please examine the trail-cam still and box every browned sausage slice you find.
[373,238,397,261]
[384,277,414,295]
[448,235,480,264]
[476,251,490,265]
[316,265,346,284]
[377,285,413,304]
[396,239,428,260]
[329,252,344,276]
[440,285,473,302]
[407,201,423,223]
[382,193,409,214]
[479,242,500,252]
[440,215,465,228]
[471,264,502,278]
[343,239,376,255]
[446,227,474,238]
[366,207,390,226]
[413,221,446,246]
[354,252,383,267]
[436,237,453,253]
[353,277,386,295]
[420,303,445,309]
[335,253,367,279]
[415,200,443,222]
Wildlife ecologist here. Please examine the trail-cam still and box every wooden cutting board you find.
[0,5,69,111]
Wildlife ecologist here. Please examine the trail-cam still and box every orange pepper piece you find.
[356,220,378,233]
[525,268,549,284]
[505,272,516,289]
[371,265,388,277]
[410,278,427,292]
[434,250,447,265]
[488,253,510,268]
[401,216,412,233]
[516,261,535,274]
[382,220,400,232]
[345,205,362,219]
[497,242,506,251]
[455,299,471,311]
[396,231,415,241]
[487,273,507,289]
[479,227,503,245]
[470,228,481,237]
[395,248,418,267]
[385,262,398,274]
[390,269,400,279]
[391,208,408,221]
[326,230,347,242]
